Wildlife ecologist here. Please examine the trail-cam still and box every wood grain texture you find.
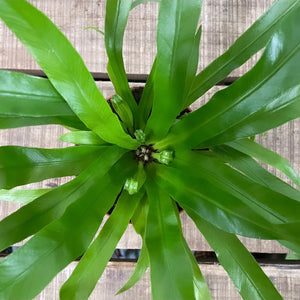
[28,261,300,300]
[0,0,275,76]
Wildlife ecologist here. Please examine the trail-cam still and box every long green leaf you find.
[0,115,87,130]
[0,146,128,252]
[116,243,149,295]
[0,70,86,129]
[0,156,135,300]
[187,0,300,104]
[59,131,107,145]
[136,58,156,130]
[131,193,149,236]
[157,8,300,150]
[227,138,300,188]
[183,25,202,106]
[145,0,202,140]
[0,145,105,189]
[0,70,73,117]
[117,195,150,295]
[60,190,142,300]
[155,150,300,243]
[172,196,211,300]
[187,210,282,300]
[0,1,137,149]
[212,145,300,200]
[145,177,196,300]
[105,0,137,114]
[181,238,211,300]
[0,188,50,204]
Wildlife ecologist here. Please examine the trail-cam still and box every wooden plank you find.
[28,261,300,300]
[0,0,275,76]
[0,81,299,253]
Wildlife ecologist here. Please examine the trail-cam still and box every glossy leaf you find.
[172,197,211,300]
[60,191,142,300]
[131,193,149,236]
[155,150,300,244]
[116,243,149,295]
[227,138,300,188]
[0,115,87,130]
[117,195,150,294]
[105,0,137,114]
[212,145,300,200]
[0,155,135,300]
[145,177,196,300]
[0,189,50,204]
[59,131,107,145]
[183,25,202,106]
[0,146,128,252]
[187,210,282,300]
[0,70,86,129]
[157,8,300,150]
[0,1,137,149]
[0,145,106,189]
[187,0,300,104]
[145,0,202,140]
[136,58,156,130]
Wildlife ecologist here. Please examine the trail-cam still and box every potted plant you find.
[0,0,300,299]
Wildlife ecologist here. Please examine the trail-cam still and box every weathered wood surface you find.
[29,261,300,300]
[0,0,274,76]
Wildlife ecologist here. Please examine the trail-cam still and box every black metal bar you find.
[3,68,238,85]
[2,247,300,265]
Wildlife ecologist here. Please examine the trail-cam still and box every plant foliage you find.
[0,0,300,299]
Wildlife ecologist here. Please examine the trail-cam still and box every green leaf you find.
[227,139,300,188]
[145,0,202,140]
[155,150,300,243]
[0,188,50,204]
[0,70,72,117]
[136,58,156,130]
[116,195,150,295]
[59,190,142,300]
[157,7,300,150]
[105,0,137,114]
[212,145,300,201]
[171,196,211,300]
[187,0,300,104]
[286,253,300,260]
[131,194,149,236]
[0,155,135,300]
[0,70,86,129]
[145,177,196,300]
[59,131,107,145]
[0,115,87,130]
[116,243,149,295]
[0,146,128,252]
[84,26,104,36]
[187,210,282,300]
[0,1,137,149]
[181,238,211,300]
[116,194,150,295]
[110,94,134,133]
[0,145,106,189]
[183,25,202,107]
